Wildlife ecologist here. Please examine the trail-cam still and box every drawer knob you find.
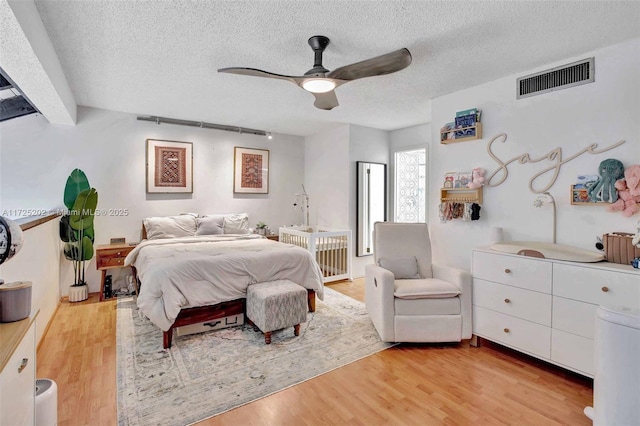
[504,298,511,304]
[601,286,609,293]
[116,252,121,256]
[503,328,510,333]
[18,358,28,373]
[504,268,511,274]
[117,259,122,264]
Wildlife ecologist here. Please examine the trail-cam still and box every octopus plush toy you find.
[588,158,625,203]
[608,165,640,217]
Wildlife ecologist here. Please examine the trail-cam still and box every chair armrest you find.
[432,263,473,339]
[365,264,396,342]
[432,264,470,292]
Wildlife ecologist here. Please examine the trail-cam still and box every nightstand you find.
[265,234,279,241]
[96,243,136,301]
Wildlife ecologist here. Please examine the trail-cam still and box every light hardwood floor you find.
[37,279,593,425]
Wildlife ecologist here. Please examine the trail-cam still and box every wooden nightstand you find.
[265,234,279,241]
[96,243,136,301]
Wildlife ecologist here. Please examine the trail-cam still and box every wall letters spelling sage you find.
[485,133,626,193]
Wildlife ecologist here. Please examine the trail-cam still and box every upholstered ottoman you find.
[246,280,307,344]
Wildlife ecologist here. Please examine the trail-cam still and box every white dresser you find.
[471,248,640,378]
[0,312,38,426]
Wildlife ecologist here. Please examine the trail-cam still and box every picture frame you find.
[146,139,193,193]
[234,147,269,194]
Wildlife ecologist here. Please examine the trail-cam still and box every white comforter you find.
[125,234,324,331]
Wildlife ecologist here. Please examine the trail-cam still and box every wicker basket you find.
[603,232,640,265]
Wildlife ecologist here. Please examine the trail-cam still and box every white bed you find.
[124,214,325,347]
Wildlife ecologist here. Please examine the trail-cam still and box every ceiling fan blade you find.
[312,91,339,110]
[218,67,303,85]
[327,48,412,81]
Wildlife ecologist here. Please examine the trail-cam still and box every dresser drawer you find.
[0,323,35,426]
[552,296,598,339]
[473,279,551,326]
[553,263,640,307]
[97,253,126,268]
[96,246,133,269]
[473,251,552,293]
[551,329,594,377]
[473,306,551,359]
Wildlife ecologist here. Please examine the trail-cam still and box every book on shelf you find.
[440,122,455,141]
[456,108,482,123]
[455,171,472,188]
[454,113,477,138]
[443,172,457,188]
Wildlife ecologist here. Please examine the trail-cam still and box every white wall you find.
[0,218,60,346]
[0,106,306,295]
[428,38,640,269]
[304,125,350,228]
[349,124,389,277]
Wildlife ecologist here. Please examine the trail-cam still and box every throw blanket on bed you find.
[125,235,325,331]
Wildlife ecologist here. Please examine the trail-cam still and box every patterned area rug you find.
[116,287,394,425]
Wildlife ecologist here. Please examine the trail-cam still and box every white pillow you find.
[144,215,197,240]
[223,213,250,234]
[196,215,225,235]
[378,256,421,279]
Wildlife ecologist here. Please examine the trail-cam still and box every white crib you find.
[279,226,352,283]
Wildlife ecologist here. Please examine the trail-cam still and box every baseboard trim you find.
[37,298,61,352]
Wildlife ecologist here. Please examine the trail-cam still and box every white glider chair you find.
[365,222,472,343]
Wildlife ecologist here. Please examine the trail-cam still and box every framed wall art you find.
[146,139,193,193]
[233,147,269,194]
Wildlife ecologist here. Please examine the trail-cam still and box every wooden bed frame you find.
[135,224,317,348]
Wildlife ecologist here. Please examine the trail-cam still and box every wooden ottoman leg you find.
[247,318,260,332]
[294,324,300,336]
[264,331,272,344]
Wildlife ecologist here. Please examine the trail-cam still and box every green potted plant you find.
[59,169,98,302]
[256,221,267,235]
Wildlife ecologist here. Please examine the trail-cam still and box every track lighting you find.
[137,115,268,137]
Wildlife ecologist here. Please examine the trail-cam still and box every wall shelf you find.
[441,187,483,204]
[440,123,483,144]
[570,185,609,205]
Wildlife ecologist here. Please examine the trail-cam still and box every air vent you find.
[517,58,594,99]
[0,67,38,122]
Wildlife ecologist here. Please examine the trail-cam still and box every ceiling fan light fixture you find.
[302,78,335,93]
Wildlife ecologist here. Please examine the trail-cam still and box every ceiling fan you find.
[218,36,412,110]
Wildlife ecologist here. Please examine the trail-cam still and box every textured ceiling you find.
[32,0,640,136]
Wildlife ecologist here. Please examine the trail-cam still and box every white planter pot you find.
[68,284,88,302]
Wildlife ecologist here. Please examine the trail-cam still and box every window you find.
[394,148,426,222]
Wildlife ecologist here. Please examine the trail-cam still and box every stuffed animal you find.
[467,167,485,189]
[608,164,640,217]
[588,158,625,202]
